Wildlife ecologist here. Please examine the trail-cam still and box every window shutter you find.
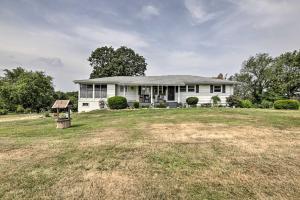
[222,85,226,93]
[175,86,178,93]
[138,86,141,95]
[210,85,213,93]
[196,85,199,93]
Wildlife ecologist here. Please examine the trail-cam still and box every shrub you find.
[156,103,167,108]
[141,104,150,108]
[108,96,128,109]
[24,108,32,114]
[274,100,299,110]
[16,105,25,113]
[186,97,199,106]
[240,100,253,108]
[211,95,221,106]
[0,109,8,115]
[133,101,139,109]
[261,100,273,109]
[201,103,212,107]
[44,111,50,117]
[226,95,241,107]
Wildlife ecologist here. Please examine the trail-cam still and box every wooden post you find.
[68,107,70,119]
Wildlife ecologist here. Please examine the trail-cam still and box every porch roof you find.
[74,75,237,85]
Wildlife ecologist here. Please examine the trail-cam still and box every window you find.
[87,85,93,98]
[95,84,107,98]
[188,85,195,92]
[120,85,127,93]
[80,84,93,98]
[180,86,186,92]
[214,85,221,92]
[196,85,199,93]
[101,85,107,97]
[82,103,89,107]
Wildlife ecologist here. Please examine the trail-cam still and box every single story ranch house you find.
[74,75,237,113]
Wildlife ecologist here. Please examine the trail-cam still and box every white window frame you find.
[188,85,195,92]
[180,86,186,92]
[95,84,107,98]
[214,85,222,93]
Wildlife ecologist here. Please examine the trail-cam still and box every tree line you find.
[230,50,300,104]
[0,67,77,113]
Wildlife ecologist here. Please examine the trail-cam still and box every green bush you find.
[201,103,212,107]
[274,100,299,110]
[156,103,167,108]
[44,111,50,117]
[211,95,221,106]
[0,109,8,115]
[186,97,199,106]
[240,100,253,108]
[16,105,25,113]
[24,108,32,114]
[261,100,273,109]
[133,101,139,109]
[108,96,128,109]
[226,95,242,107]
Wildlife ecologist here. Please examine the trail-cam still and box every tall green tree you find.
[89,46,147,78]
[0,67,55,112]
[271,50,300,98]
[233,53,273,103]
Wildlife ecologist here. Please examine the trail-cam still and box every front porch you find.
[117,85,181,105]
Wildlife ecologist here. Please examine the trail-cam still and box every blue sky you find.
[0,0,300,91]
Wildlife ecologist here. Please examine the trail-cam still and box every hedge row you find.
[274,100,299,110]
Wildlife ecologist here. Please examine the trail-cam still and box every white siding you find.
[107,84,116,98]
[78,84,116,112]
[179,85,233,105]
[116,85,139,101]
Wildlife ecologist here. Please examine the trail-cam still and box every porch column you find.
[178,85,181,103]
[92,84,95,99]
[123,85,126,97]
[150,86,153,104]
[78,84,81,99]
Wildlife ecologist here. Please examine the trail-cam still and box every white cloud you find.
[138,5,160,19]
[184,0,218,24]
[74,26,149,49]
[229,0,300,28]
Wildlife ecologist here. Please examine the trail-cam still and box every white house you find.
[74,75,237,112]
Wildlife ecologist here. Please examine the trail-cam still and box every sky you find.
[0,0,300,91]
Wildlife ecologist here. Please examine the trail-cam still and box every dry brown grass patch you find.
[79,128,128,148]
[54,170,141,200]
[0,139,62,161]
[147,123,299,154]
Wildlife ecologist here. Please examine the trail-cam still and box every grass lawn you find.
[0,108,299,199]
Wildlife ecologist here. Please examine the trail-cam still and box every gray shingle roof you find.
[73,75,237,85]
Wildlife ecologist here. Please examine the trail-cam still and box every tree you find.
[217,73,224,79]
[89,46,147,78]
[0,67,55,112]
[271,50,300,98]
[232,53,273,103]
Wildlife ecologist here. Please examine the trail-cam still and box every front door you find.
[167,86,175,101]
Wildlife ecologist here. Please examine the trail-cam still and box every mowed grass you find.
[0,108,299,199]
